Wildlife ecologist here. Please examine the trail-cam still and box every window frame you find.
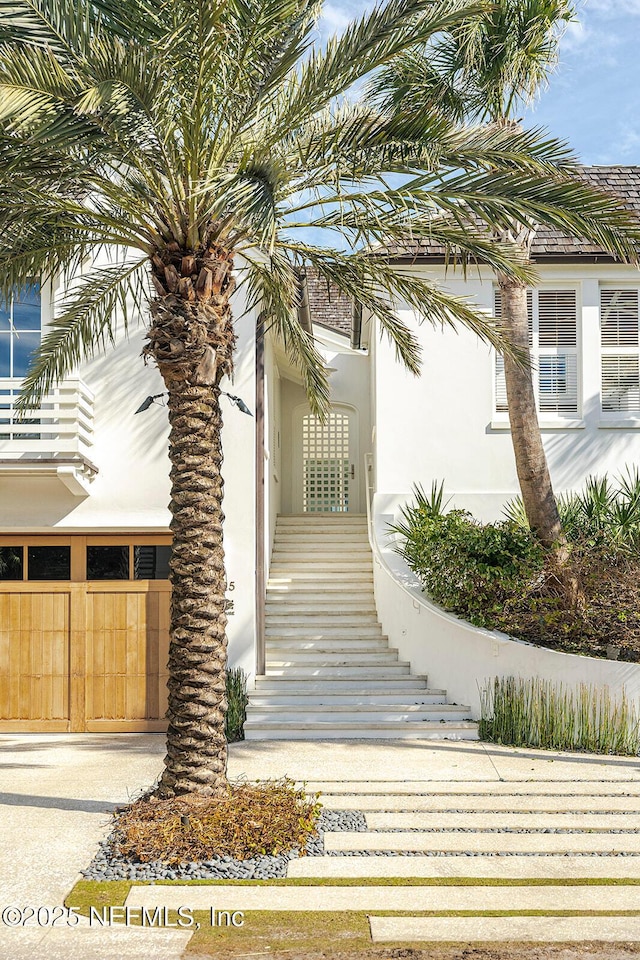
[492,284,583,428]
[0,535,172,582]
[0,283,43,380]
[599,283,640,423]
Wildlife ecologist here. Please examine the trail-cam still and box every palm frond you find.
[244,251,331,417]
[16,257,148,411]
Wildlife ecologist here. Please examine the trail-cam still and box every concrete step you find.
[264,664,412,677]
[324,831,640,854]
[270,563,373,574]
[124,882,640,913]
[245,706,473,723]
[268,571,374,582]
[244,721,479,740]
[265,651,399,665]
[275,533,371,556]
[365,811,640,831]
[266,597,377,621]
[277,514,367,523]
[265,638,389,652]
[300,780,640,796]
[267,576,373,603]
[266,615,381,627]
[266,625,385,638]
[287,855,640,879]
[275,535,371,545]
[253,677,430,692]
[248,691,449,706]
[317,793,640,812]
[370,916,640,945]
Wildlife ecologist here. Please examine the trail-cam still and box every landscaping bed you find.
[82,782,366,881]
[394,476,640,662]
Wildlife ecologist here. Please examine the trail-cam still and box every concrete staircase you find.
[244,514,478,740]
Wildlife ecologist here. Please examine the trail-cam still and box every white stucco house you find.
[2,165,640,737]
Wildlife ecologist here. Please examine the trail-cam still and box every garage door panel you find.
[0,590,70,723]
[86,589,167,724]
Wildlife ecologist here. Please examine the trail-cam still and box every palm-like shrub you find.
[504,467,640,554]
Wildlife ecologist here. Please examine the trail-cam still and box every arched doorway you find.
[292,404,359,513]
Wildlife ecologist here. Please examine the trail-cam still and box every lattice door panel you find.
[302,411,350,513]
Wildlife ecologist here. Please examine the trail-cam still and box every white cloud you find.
[585,0,640,15]
[319,4,353,34]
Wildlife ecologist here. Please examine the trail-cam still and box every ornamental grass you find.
[479,676,640,755]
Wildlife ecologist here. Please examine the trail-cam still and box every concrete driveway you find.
[1,734,639,959]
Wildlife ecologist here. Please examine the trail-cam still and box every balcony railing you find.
[0,378,95,460]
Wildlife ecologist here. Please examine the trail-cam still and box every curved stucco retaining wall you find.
[371,493,640,718]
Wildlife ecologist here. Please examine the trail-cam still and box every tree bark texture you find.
[498,276,566,552]
[144,242,236,797]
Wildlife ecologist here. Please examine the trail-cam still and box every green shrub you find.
[479,676,640,756]
[225,667,248,742]
[395,478,640,660]
[392,483,543,629]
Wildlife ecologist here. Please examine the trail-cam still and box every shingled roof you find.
[384,165,640,263]
[305,268,353,337]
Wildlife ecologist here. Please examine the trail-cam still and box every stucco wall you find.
[373,263,640,521]
[0,256,257,672]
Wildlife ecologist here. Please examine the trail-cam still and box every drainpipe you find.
[297,270,312,334]
[351,301,363,350]
[255,314,266,677]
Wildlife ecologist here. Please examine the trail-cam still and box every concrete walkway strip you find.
[124,884,640,913]
[304,781,640,796]
[325,831,640,854]
[369,915,640,943]
[366,812,640,831]
[320,794,640,812]
[0,926,193,960]
[287,854,640,879]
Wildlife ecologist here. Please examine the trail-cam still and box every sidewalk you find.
[1,734,639,958]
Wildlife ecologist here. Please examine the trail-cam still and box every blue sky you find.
[317,0,640,166]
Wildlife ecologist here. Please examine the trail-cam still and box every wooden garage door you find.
[0,590,70,731]
[0,536,171,732]
[85,586,169,732]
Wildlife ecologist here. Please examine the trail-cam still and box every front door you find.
[294,405,358,513]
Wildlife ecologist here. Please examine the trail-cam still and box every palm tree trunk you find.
[157,381,229,797]
[499,276,565,550]
[145,245,237,797]
[499,276,584,606]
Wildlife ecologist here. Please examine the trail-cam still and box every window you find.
[0,546,23,580]
[27,546,71,580]
[0,283,42,379]
[87,546,130,580]
[600,288,640,414]
[134,545,171,579]
[494,288,579,417]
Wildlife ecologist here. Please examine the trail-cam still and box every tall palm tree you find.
[0,0,636,795]
[371,1,634,567]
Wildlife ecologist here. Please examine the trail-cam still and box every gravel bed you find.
[82,809,367,882]
[325,851,640,857]
[367,827,640,834]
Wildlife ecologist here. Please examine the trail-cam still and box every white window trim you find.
[492,284,583,428]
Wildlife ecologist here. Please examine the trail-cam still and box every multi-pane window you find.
[0,283,42,378]
[600,288,640,414]
[494,288,579,417]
